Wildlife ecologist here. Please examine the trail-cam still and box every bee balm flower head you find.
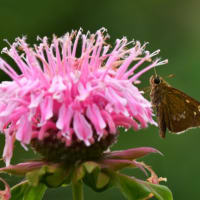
[0,28,167,166]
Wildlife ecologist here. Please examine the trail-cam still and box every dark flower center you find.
[31,131,118,165]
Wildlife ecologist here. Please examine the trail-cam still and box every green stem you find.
[72,180,84,200]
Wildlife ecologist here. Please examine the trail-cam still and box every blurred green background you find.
[0,0,200,199]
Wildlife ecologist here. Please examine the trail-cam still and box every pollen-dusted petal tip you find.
[0,28,167,164]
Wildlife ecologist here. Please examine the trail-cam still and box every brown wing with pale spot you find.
[162,87,200,133]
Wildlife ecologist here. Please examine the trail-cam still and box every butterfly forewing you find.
[150,75,200,137]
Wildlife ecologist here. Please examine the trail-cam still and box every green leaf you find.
[11,181,47,200]
[73,165,85,182]
[144,182,173,200]
[26,166,47,186]
[114,173,173,200]
[83,169,113,192]
[83,161,100,173]
[115,173,150,200]
[45,167,70,188]
[96,172,110,189]
[26,164,72,188]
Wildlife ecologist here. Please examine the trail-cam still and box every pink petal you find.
[112,114,139,130]
[86,104,106,138]
[16,115,32,144]
[0,178,10,200]
[39,96,53,126]
[73,112,93,146]
[56,104,74,133]
[3,129,15,166]
[105,147,162,160]
[101,110,116,134]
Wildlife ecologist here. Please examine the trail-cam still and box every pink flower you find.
[0,28,167,166]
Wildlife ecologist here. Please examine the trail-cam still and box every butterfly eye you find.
[154,77,161,84]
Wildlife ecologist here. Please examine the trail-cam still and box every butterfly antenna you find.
[166,74,175,79]
[153,67,158,78]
